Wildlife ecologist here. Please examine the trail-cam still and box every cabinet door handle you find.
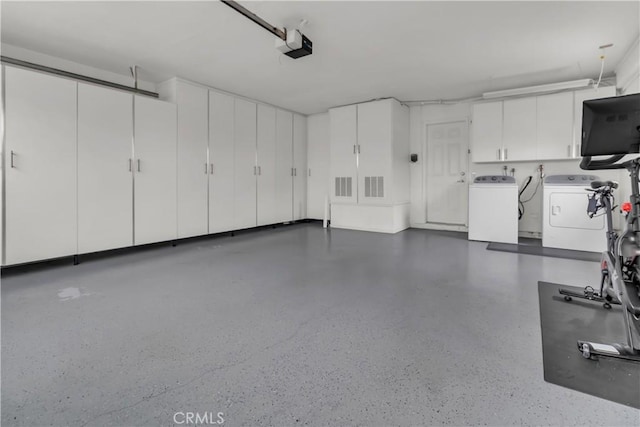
[504,148,508,160]
[308,169,311,177]
[291,167,294,176]
[358,145,361,154]
[10,150,16,168]
[497,149,501,160]
[253,166,257,175]
[137,159,141,172]
[129,158,132,172]
[258,166,261,175]
[210,163,214,174]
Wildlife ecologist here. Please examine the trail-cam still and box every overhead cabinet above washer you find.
[471,86,616,163]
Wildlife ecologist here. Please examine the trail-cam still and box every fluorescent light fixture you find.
[482,79,593,99]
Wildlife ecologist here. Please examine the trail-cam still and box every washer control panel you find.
[473,175,516,184]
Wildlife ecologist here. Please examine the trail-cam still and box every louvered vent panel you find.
[364,176,384,197]
[335,177,353,197]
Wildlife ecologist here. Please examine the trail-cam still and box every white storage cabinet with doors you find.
[329,98,410,233]
[158,78,309,234]
[133,95,178,245]
[77,82,134,254]
[2,65,178,266]
[3,66,78,265]
[471,86,616,163]
[306,112,330,220]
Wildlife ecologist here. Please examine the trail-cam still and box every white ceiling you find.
[1,1,639,115]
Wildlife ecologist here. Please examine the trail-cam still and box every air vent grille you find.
[335,177,352,197]
[364,176,384,198]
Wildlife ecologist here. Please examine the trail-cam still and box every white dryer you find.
[542,174,606,252]
[468,175,518,244]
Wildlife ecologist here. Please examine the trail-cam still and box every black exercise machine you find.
[558,93,640,362]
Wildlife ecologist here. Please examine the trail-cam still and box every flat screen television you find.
[581,93,640,156]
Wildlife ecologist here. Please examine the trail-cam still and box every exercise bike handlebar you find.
[591,180,619,190]
[580,155,627,170]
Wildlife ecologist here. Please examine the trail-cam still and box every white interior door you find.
[425,121,468,225]
[209,91,236,233]
[234,98,257,230]
[257,104,277,226]
[133,96,177,245]
[176,81,208,238]
[78,83,133,254]
[4,66,78,265]
[293,113,307,220]
[276,109,293,222]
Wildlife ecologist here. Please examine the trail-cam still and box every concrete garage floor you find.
[2,224,639,426]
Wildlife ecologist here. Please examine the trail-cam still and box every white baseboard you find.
[410,223,468,232]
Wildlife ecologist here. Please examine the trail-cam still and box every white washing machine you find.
[468,175,518,244]
[542,174,607,253]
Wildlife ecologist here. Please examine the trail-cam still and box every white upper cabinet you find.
[174,81,209,238]
[472,86,617,162]
[78,83,133,254]
[329,104,358,204]
[573,86,617,158]
[293,113,308,220]
[276,109,294,222]
[209,91,236,234]
[133,96,178,245]
[233,98,258,230]
[4,66,78,265]
[471,101,503,162]
[502,97,537,161]
[536,92,574,160]
[257,104,278,226]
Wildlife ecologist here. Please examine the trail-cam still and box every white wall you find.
[615,36,640,95]
[1,43,157,92]
[409,103,625,236]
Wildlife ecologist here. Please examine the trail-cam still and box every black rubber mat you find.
[488,242,600,262]
[538,281,640,409]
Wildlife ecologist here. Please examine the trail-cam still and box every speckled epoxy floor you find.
[2,224,639,426]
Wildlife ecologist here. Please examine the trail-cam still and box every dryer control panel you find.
[543,174,599,185]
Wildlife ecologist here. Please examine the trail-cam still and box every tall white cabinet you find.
[133,96,178,245]
[234,98,258,230]
[4,66,78,265]
[329,105,358,204]
[257,105,278,226]
[293,114,308,220]
[173,81,209,238]
[209,91,236,233]
[329,98,410,233]
[77,83,133,254]
[306,112,330,220]
[276,109,294,222]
